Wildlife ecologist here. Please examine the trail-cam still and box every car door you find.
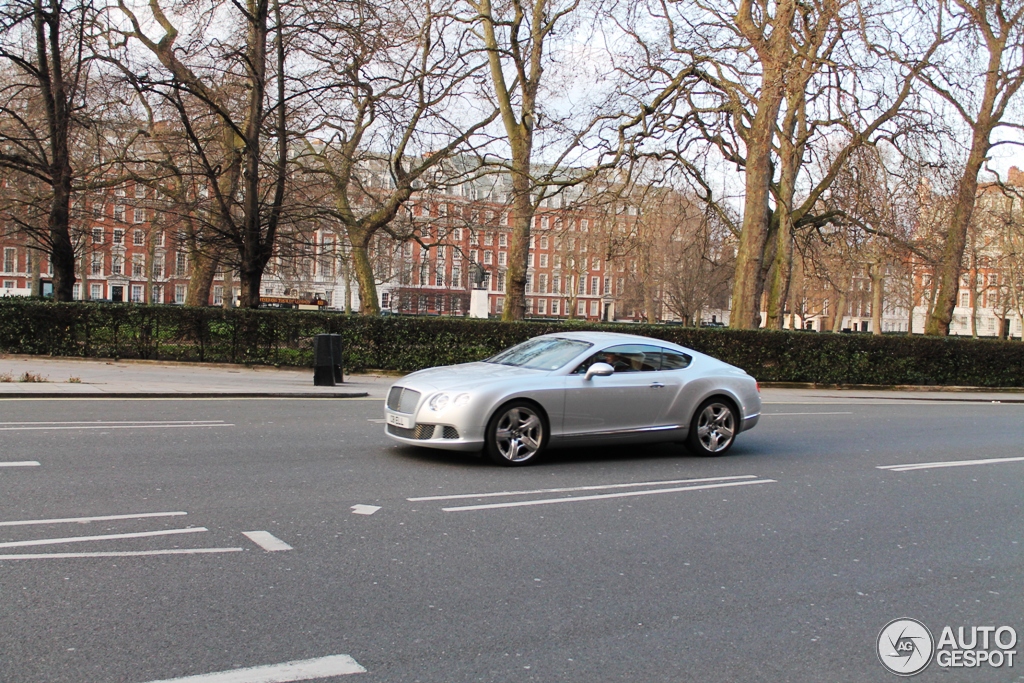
[561,344,670,435]
[647,347,694,427]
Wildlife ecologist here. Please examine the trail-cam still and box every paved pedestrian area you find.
[0,354,392,398]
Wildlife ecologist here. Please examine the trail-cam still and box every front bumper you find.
[383,411,483,451]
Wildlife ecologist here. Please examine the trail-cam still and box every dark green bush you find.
[1,298,1022,386]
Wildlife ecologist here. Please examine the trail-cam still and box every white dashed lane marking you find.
[0,420,233,431]
[0,548,243,560]
[0,511,187,527]
[409,476,777,512]
[0,461,40,467]
[0,527,207,549]
[351,505,381,515]
[137,653,366,682]
[242,531,293,552]
[879,455,1024,472]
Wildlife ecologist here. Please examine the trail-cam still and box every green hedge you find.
[1,298,1023,386]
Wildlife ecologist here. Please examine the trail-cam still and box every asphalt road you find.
[2,394,1023,683]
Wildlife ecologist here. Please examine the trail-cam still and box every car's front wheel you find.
[686,398,737,456]
[485,401,548,466]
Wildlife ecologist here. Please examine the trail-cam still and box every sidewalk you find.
[0,354,392,398]
[1,353,1022,402]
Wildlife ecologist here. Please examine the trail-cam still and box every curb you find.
[759,382,1024,393]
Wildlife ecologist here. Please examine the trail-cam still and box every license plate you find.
[386,413,412,429]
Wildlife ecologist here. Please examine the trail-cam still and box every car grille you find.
[388,423,436,440]
[441,426,460,439]
[386,387,421,413]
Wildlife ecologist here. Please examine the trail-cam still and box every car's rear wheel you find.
[686,398,737,456]
[485,401,547,466]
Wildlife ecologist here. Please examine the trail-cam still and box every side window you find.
[573,344,662,373]
[658,348,692,371]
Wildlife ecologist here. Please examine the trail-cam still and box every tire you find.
[686,398,738,456]
[485,400,548,466]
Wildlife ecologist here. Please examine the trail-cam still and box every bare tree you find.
[920,0,1024,334]
[0,0,108,300]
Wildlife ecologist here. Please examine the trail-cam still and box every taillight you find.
[755,381,760,393]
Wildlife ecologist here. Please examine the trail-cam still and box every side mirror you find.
[585,362,614,381]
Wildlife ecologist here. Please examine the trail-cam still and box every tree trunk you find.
[729,51,787,329]
[503,158,533,321]
[831,288,848,333]
[870,262,884,335]
[351,240,380,315]
[185,252,217,306]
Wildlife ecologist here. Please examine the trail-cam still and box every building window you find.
[553,275,561,294]
[538,273,548,294]
[134,183,146,199]
[469,232,479,246]
[153,255,164,278]
[538,298,547,314]
[115,185,126,197]
[484,251,493,265]
[419,262,429,286]
[381,292,391,309]
[114,205,125,222]
[2,248,15,273]
[175,252,187,277]
[593,257,601,270]
[91,253,103,275]
[539,254,548,268]
[151,284,163,304]
[113,229,124,245]
[130,284,144,302]
[175,284,186,303]
[73,283,81,300]
[590,276,599,295]
[578,300,585,316]
[527,298,534,314]
[590,300,599,316]
[498,252,506,266]
[133,208,145,224]
[92,227,103,244]
[960,291,969,307]
[551,299,560,315]
[484,233,494,246]
[540,235,548,249]
[112,255,123,275]
[452,266,461,288]
[132,255,145,277]
[604,277,611,295]
[496,297,504,314]
[526,273,533,293]
[90,283,103,299]
[497,271,505,291]
[133,230,145,245]
[213,285,224,305]
[498,233,507,247]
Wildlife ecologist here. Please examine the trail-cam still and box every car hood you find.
[397,362,547,392]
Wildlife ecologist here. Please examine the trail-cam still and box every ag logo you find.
[878,618,934,676]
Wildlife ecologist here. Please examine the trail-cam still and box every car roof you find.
[540,330,688,351]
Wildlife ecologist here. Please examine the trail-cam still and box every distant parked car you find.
[384,331,761,465]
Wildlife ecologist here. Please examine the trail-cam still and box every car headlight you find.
[428,393,450,411]
[428,392,471,411]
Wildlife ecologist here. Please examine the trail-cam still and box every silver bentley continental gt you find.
[384,331,761,466]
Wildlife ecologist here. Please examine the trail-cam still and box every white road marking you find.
[137,654,366,682]
[409,475,758,502]
[878,456,1024,472]
[762,412,853,416]
[366,418,386,424]
[0,422,233,431]
[0,527,207,548]
[0,511,187,527]
[0,548,243,560]
[442,479,777,512]
[0,461,40,467]
[351,505,381,515]
[242,531,293,552]
[0,420,225,425]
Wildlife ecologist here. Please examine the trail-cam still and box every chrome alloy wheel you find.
[493,405,544,463]
[695,402,736,453]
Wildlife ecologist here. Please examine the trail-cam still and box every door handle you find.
[649,382,665,389]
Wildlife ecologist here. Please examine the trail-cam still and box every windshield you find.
[485,338,593,371]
